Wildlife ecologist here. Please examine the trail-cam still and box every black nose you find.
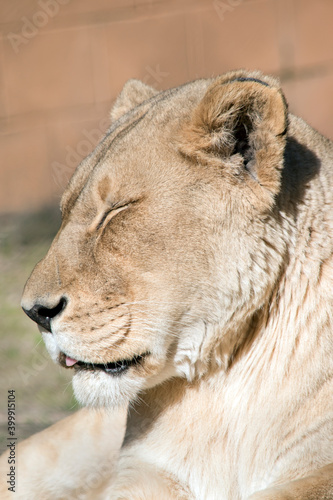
[22,297,67,332]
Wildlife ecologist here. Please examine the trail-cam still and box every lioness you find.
[1,70,333,499]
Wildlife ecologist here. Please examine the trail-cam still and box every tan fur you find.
[2,70,333,499]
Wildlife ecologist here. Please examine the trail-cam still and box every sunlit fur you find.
[13,70,333,500]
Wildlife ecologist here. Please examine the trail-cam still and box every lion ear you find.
[110,79,158,122]
[179,73,288,208]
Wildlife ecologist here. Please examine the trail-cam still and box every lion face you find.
[21,71,289,407]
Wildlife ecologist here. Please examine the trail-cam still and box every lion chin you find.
[72,369,145,408]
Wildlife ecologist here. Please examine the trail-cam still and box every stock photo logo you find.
[7,0,71,54]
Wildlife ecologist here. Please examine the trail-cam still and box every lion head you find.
[21,70,289,407]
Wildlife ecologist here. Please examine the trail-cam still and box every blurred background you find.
[1,0,333,450]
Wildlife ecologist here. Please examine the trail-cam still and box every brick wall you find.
[1,0,333,212]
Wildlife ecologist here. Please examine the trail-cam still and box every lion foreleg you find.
[103,456,193,500]
[0,407,126,500]
[248,463,333,500]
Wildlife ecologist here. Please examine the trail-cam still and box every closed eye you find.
[96,203,130,230]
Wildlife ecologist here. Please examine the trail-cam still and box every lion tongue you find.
[66,356,78,367]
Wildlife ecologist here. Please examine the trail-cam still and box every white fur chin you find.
[41,331,61,363]
[72,369,145,408]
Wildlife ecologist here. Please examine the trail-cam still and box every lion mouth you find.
[59,352,148,376]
